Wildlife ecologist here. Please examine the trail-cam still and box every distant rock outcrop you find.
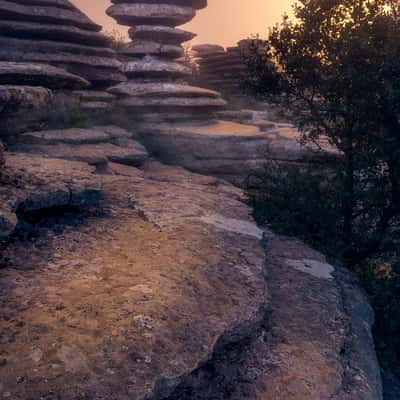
[106,0,227,122]
[193,41,250,95]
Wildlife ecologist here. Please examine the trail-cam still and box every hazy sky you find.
[71,0,294,47]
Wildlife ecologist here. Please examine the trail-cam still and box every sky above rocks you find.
[71,0,294,47]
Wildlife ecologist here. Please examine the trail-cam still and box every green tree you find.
[251,0,400,262]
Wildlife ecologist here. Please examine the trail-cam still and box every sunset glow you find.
[71,0,294,47]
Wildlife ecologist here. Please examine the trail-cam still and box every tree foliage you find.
[248,0,400,262]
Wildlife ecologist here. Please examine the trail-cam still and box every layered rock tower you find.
[107,0,226,122]
[0,0,125,89]
[193,40,254,95]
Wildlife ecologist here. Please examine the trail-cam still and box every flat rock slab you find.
[0,61,89,89]
[238,231,383,400]
[18,125,135,145]
[166,231,383,400]
[15,142,149,167]
[138,120,337,186]
[0,161,267,400]
[0,153,101,239]
[13,126,148,167]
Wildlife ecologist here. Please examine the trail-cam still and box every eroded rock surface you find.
[0,153,101,239]
[12,125,149,167]
[166,232,382,400]
[138,120,337,186]
[0,0,125,88]
[0,160,267,399]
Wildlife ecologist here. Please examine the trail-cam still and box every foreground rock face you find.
[167,231,383,400]
[107,0,227,121]
[0,160,267,399]
[0,157,382,399]
[0,0,125,88]
[139,120,337,185]
[0,153,101,239]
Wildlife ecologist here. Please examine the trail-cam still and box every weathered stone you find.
[0,84,54,139]
[192,43,225,56]
[107,0,227,121]
[109,82,221,98]
[0,153,101,239]
[138,120,337,185]
[20,128,112,145]
[0,20,111,46]
[0,160,267,399]
[121,40,184,58]
[121,56,191,78]
[129,25,196,44]
[0,0,101,31]
[107,3,196,26]
[15,142,149,167]
[0,61,89,89]
[194,41,251,95]
[12,125,148,167]
[119,96,227,108]
[0,1,124,88]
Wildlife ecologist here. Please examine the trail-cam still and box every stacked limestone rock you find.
[106,0,226,122]
[0,0,127,115]
[0,0,125,88]
[193,41,250,95]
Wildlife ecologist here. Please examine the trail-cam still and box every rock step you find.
[15,142,149,167]
[0,20,111,46]
[0,35,116,58]
[107,3,196,26]
[129,25,196,44]
[0,153,101,239]
[137,120,337,186]
[0,159,267,399]
[121,40,184,58]
[111,0,208,10]
[108,82,222,98]
[122,56,191,78]
[13,126,149,168]
[0,61,89,89]
[118,96,227,108]
[19,127,117,145]
[0,0,101,31]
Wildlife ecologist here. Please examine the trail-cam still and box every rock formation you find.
[106,0,227,122]
[0,0,125,89]
[13,125,149,167]
[0,160,382,400]
[139,120,338,186]
[193,40,251,95]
